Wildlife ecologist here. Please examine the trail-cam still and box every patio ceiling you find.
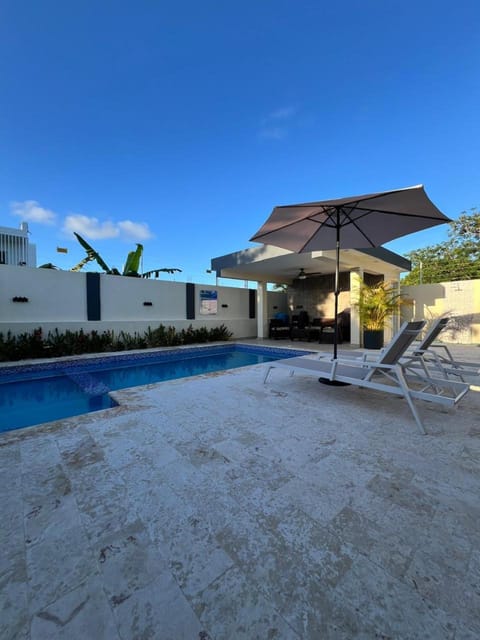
[211,245,410,285]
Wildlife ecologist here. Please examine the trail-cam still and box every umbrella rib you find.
[252,216,321,241]
[252,205,334,242]
[296,206,375,252]
[330,204,446,221]
[295,207,339,252]
[339,208,377,247]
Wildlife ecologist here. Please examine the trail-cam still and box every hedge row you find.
[0,324,233,362]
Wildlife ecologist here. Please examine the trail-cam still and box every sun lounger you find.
[264,321,470,434]
[316,316,478,382]
[402,317,480,382]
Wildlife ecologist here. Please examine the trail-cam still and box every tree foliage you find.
[401,209,480,285]
[71,233,116,273]
[355,281,411,330]
[70,233,181,277]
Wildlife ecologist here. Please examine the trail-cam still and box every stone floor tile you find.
[216,508,355,635]
[30,577,119,640]
[334,554,457,639]
[328,505,381,554]
[92,519,168,608]
[56,426,105,471]
[0,438,20,464]
[113,572,204,640]
[132,478,196,540]
[191,565,299,640]
[442,549,480,634]
[1,495,25,559]
[97,428,181,472]
[132,477,236,598]
[377,501,436,545]
[71,463,140,542]
[26,523,98,612]
[24,492,81,547]
[20,434,61,469]
[21,462,72,509]
[405,550,478,632]
[276,475,353,524]
[166,532,234,600]
[431,495,480,547]
[328,503,417,580]
[151,506,234,598]
[177,475,248,534]
[366,471,438,518]
[1,553,29,640]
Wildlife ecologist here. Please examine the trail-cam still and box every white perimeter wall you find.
[401,279,480,344]
[0,265,259,338]
[3,265,479,344]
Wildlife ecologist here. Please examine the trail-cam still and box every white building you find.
[0,222,37,267]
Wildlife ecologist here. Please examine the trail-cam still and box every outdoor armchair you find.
[268,316,291,339]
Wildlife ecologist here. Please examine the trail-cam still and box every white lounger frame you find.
[264,321,470,434]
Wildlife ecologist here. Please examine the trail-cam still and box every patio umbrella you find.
[250,185,451,359]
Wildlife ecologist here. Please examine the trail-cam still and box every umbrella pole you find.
[333,209,340,360]
[319,208,350,385]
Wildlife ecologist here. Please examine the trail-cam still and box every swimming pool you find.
[0,344,310,433]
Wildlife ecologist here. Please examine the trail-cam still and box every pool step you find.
[64,371,111,396]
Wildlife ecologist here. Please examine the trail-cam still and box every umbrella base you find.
[318,377,351,387]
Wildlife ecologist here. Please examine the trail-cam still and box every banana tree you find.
[71,233,116,273]
[123,243,143,276]
[71,232,181,277]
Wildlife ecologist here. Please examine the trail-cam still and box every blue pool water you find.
[0,344,309,433]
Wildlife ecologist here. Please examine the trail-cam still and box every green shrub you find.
[208,324,233,341]
[0,323,232,362]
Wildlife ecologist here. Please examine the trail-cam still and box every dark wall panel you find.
[186,283,195,319]
[249,289,256,319]
[86,273,101,321]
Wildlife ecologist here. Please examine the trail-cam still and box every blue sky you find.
[1,1,478,283]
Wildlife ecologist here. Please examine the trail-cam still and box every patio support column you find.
[350,268,363,346]
[384,270,401,343]
[256,281,268,338]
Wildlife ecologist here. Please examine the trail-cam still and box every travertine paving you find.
[1,343,480,639]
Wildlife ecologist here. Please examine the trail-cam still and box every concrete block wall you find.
[0,265,259,339]
[401,280,480,344]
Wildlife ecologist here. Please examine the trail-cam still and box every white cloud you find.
[259,127,287,140]
[63,215,120,239]
[10,200,57,225]
[268,106,296,120]
[259,105,297,140]
[62,214,153,241]
[118,220,153,241]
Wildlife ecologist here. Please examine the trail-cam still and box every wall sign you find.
[200,289,217,315]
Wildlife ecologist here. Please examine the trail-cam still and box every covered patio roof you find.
[211,245,411,285]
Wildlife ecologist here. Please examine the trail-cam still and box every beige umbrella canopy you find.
[250,185,451,358]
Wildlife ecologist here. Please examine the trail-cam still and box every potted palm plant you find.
[356,280,408,349]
